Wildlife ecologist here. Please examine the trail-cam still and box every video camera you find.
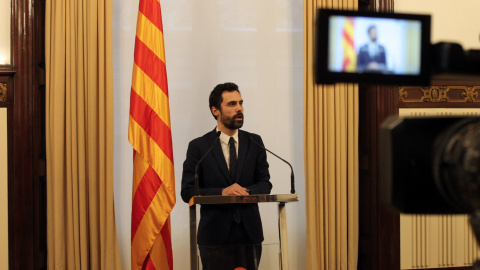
[315,9,480,267]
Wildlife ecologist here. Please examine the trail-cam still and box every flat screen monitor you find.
[315,9,431,85]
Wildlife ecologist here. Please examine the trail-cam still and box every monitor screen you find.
[316,9,431,85]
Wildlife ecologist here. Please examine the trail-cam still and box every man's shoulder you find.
[359,44,369,51]
[188,129,264,143]
[188,129,216,145]
[239,129,259,137]
[239,130,264,145]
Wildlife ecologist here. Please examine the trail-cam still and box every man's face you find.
[214,91,244,131]
[369,27,377,42]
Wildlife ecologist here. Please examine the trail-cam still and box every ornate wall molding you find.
[399,86,480,103]
[0,83,6,101]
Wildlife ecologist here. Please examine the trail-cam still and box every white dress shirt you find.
[217,128,239,170]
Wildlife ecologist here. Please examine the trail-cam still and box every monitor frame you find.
[315,9,431,85]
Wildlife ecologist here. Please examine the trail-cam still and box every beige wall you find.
[0,0,10,64]
[0,108,8,268]
[0,1,10,267]
[0,0,11,263]
[395,0,480,50]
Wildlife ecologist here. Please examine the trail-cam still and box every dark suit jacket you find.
[181,128,272,246]
[357,44,387,72]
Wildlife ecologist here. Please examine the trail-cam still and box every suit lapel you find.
[209,129,232,184]
[236,130,249,183]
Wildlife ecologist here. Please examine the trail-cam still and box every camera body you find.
[380,116,480,214]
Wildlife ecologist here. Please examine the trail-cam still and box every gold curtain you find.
[304,1,359,269]
[45,0,121,269]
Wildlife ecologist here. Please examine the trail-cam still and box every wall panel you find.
[0,108,8,269]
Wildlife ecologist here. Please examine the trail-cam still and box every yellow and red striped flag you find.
[342,17,356,72]
[128,0,175,269]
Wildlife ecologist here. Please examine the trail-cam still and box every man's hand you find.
[222,183,249,196]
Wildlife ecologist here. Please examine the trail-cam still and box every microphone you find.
[249,135,295,194]
[194,131,222,196]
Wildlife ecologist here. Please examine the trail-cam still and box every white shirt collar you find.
[216,127,239,145]
[216,128,239,169]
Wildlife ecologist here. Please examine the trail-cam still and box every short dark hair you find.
[209,82,240,120]
[368,25,377,34]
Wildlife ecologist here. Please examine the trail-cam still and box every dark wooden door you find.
[5,0,47,269]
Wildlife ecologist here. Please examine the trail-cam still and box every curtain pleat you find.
[304,1,359,269]
[45,0,120,269]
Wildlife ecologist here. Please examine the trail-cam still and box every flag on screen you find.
[342,17,356,72]
[128,0,175,269]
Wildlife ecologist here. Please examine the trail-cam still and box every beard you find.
[220,112,244,130]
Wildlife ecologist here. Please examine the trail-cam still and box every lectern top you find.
[188,193,299,207]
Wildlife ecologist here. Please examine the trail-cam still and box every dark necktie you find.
[229,137,241,224]
[229,137,237,180]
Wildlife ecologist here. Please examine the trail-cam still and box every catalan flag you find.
[128,0,175,269]
[342,17,356,72]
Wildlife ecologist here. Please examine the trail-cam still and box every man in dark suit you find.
[357,25,387,73]
[181,82,272,270]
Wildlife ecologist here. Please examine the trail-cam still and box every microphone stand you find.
[249,135,295,194]
[194,131,221,196]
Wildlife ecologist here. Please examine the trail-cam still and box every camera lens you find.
[433,119,480,213]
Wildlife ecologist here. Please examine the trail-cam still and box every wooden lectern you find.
[188,194,299,270]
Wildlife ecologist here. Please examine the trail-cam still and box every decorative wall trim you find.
[399,86,480,103]
[0,83,6,101]
[0,65,16,76]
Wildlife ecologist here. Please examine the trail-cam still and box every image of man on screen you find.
[357,25,387,73]
[181,82,272,270]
